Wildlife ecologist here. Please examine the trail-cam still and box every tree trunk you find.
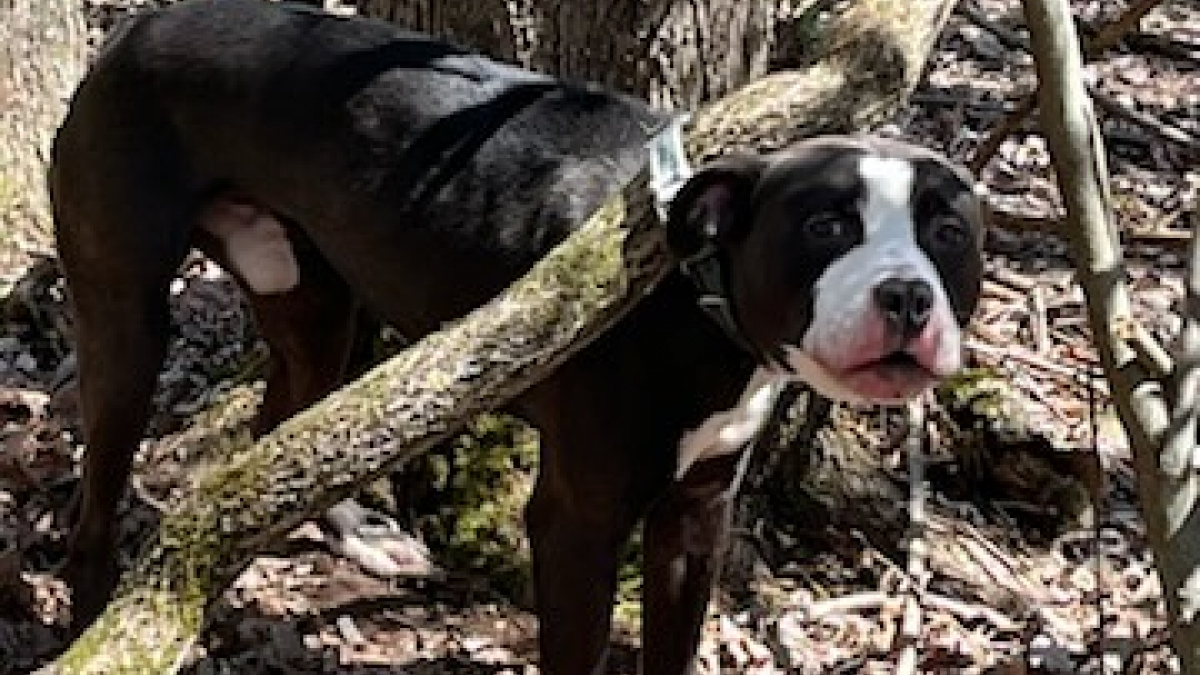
[353,0,523,65]
[0,0,89,263]
[354,0,775,108]
[36,1,956,672]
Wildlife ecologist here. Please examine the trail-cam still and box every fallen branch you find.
[36,1,958,673]
[1091,87,1200,153]
[970,97,1037,174]
[1125,31,1200,63]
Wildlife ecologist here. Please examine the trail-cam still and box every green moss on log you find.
[400,415,539,600]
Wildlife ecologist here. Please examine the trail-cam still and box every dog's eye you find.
[928,216,970,250]
[804,212,852,240]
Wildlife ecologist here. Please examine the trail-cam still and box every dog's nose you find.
[874,278,934,338]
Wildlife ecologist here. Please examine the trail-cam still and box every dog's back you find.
[54,0,666,326]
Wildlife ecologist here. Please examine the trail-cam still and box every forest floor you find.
[1,0,1198,673]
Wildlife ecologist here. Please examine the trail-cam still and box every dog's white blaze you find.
[675,368,783,479]
[857,156,914,234]
[798,154,963,395]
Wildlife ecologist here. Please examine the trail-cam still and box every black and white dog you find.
[49,0,984,672]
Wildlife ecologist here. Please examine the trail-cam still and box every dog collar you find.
[677,243,759,355]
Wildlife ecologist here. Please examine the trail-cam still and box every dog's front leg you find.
[525,480,638,675]
[642,450,748,675]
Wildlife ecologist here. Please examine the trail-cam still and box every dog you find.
[49,0,985,672]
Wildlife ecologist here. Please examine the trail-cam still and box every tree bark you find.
[36,1,956,672]
[354,0,776,108]
[1022,0,1200,670]
[353,0,522,64]
[0,0,89,262]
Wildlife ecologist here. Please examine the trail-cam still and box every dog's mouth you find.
[845,349,937,382]
[777,343,945,404]
[833,349,941,403]
[779,314,964,404]
[864,350,926,372]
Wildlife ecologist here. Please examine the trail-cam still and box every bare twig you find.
[988,209,1194,250]
[1091,88,1200,153]
[957,1,1029,53]
[1023,0,1200,670]
[1114,316,1175,382]
[970,96,1037,174]
[1031,285,1050,354]
[966,339,1110,395]
[805,591,890,619]
[923,593,1023,632]
[896,401,929,675]
[968,0,1167,172]
[1083,0,1168,56]
[1125,31,1200,63]
[1161,190,1200,474]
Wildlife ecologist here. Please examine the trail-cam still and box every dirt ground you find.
[1,1,1198,673]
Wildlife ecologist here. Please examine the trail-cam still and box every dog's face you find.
[668,135,985,404]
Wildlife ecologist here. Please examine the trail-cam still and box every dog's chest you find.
[675,368,784,478]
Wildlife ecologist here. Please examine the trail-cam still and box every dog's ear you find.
[666,154,765,259]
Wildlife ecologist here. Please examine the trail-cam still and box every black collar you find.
[677,245,797,371]
[677,242,760,357]
[647,117,767,363]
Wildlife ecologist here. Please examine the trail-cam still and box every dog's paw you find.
[58,554,119,633]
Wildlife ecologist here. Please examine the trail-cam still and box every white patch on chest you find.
[675,368,784,479]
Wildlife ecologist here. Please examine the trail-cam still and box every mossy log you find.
[38,1,956,672]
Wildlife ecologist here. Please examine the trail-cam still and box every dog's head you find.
[668,135,985,404]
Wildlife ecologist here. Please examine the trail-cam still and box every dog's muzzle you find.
[805,275,961,403]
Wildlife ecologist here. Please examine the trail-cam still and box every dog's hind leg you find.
[237,240,362,435]
[61,279,179,627]
[200,208,428,576]
[53,157,194,628]
[193,198,365,433]
[241,237,437,576]
[193,200,364,430]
